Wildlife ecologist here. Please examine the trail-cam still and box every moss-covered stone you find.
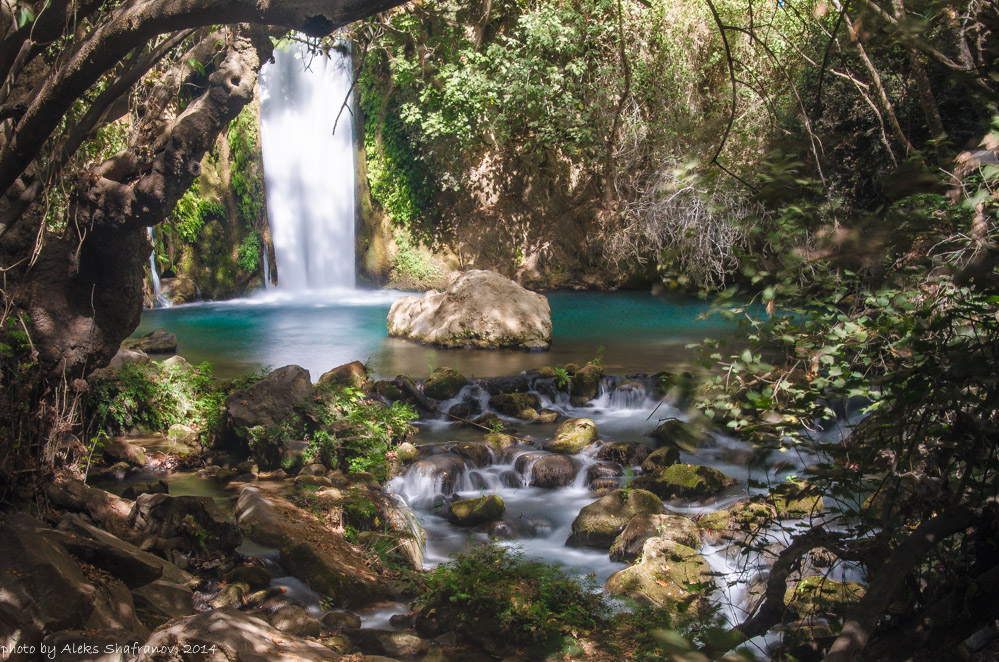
[733,501,776,528]
[397,441,418,463]
[640,446,681,475]
[566,488,664,548]
[609,513,700,562]
[784,576,866,619]
[630,464,737,500]
[534,408,560,424]
[423,367,469,400]
[294,474,333,490]
[570,364,603,399]
[317,360,369,390]
[489,392,541,418]
[472,413,504,430]
[448,495,505,526]
[597,441,652,466]
[604,539,712,615]
[697,509,731,532]
[550,417,598,454]
[484,431,517,452]
[769,480,824,519]
[374,380,404,401]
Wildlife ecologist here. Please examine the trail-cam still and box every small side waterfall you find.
[261,241,273,290]
[259,42,356,291]
[147,227,170,308]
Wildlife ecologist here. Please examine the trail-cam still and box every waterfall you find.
[147,227,170,307]
[261,241,273,290]
[259,42,356,291]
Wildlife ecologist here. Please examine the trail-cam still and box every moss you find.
[489,392,541,417]
[567,488,663,548]
[422,367,468,400]
[640,446,681,474]
[698,509,731,531]
[604,540,712,614]
[769,479,824,519]
[570,364,603,399]
[550,417,598,454]
[630,464,737,499]
[784,576,866,619]
[485,432,517,451]
[448,495,505,526]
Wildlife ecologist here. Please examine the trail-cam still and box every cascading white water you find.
[147,227,170,307]
[261,241,273,290]
[259,42,356,291]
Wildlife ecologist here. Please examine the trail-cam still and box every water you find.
[147,227,170,308]
[133,290,732,379]
[259,42,356,290]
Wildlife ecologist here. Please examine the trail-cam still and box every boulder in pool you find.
[422,367,469,400]
[122,328,177,353]
[604,538,713,615]
[529,454,578,488]
[226,365,313,432]
[630,463,737,500]
[549,417,598,454]
[597,441,651,466]
[570,363,603,399]
[566,488,663,548]
[449,495,505,526]
[448,441,493,467]
[386,270,552,350]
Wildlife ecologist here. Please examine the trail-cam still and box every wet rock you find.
[569,396,591,407]
[696,509,733,543]
[234,487,389,607]
[604,538,712,615]
[318,360,369,390]
[388,270,552,350]
[499,470,522,488]
[530,454,578,488]
[102,438,147,467]
[423,367,469,400]
[785,576,866,619]
[448,441,493,467]
[534,408,560,424]
[224,565,272,591]
[640,446,681,475]
[570,364,602,399]
[768,479,824,518]
[590,477,620,494]
[489,392,541,418]
[446,402,472,420]
[129,493,241,557]
[609,513,701,562]
[123,329,177,353]
[630,464,737,500]
[449,495,505,526]
[226,364,313,435]
[348,628,430,657]
[409,454,468,495]
[585,462,623,486]
[121,480,168,501]
[0,515,148,658]
[566,488,664,548]
[649,418,712,450]
[133,607,332,662]
[597,441,651,466]
[471,412,504,430]
[268,604,322,637]
[485,520,517,539]
[322,610,362,632]
[478,375,532,395]
[485,431,517,452]
[550,417,598,454]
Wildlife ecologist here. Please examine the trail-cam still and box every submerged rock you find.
[631,463,737,500]
[422,367,469,400]
[550,417,598,454]
[449,495,505,526]
[604,538,713,614]
[387,270,552,350]
[566,488,664,548]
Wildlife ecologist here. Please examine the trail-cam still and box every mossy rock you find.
[697,509,731,532]
[485,432,517,451]
[597,441,652,466]
[448,441,493,467]
[566,488,664,548]
[604,539,712,615]
[374,380,404,401]
[318,360,369,390]
[224,564,272,591]
[640,446,681,475]
[529,454,578,488]
[294,474,333,490]
[534,408,560,424]
[631,464,737,500]
[550,418,598,454]
[448,495,505,526]
[397,441,418,463]
[489,393,541,418]
[537,366,559,379]
[609,513,700,562]
[423,367,469,401]
[649,418,712,451]
[785,576,866,619]
[472,413,504,430]
[733,501,776,529]
[570,364,603,399]
[769,480,824,518]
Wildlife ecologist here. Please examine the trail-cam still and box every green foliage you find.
[418,543,607,650]
[167,187,225,243]
[552,367,571,390]
[390,229,440,285]
[237,230,261,273]
[227,106,267,228]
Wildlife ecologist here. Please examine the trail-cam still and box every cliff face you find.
[146,89,275,305]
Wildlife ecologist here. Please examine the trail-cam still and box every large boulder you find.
[128,493,241,558]
[604,538,713,615]
[387,270,552,350]
[234,487,389,608]
[226,364,313,431]
[449,495,505,526]
[570,364,603,399]
[566,488,664,548]
[0,516,147,660]
[609,513,701,562]
[489,392,541,418]
[631,464,737,500]
[122,329,177,354]
[317,360,369,390]
[422,367,469,400]
[549,418,598,454]
[45,475,133,534]
[529,454,578,488]
[133,607,332,662]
